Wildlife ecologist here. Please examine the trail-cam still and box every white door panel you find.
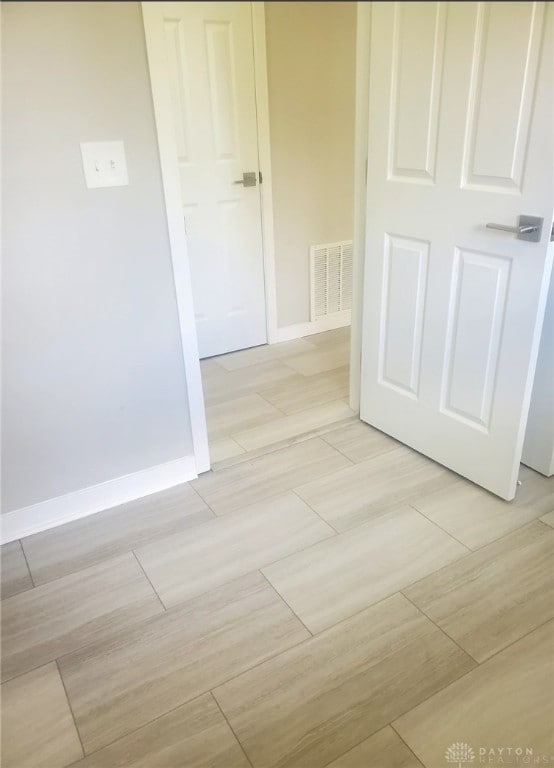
[361,2,553,500]
[157,2,266,358]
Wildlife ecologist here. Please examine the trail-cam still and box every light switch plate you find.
[80,141,129,189]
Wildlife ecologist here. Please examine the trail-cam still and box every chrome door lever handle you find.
[486,223,536,234]
[486,215,543,242]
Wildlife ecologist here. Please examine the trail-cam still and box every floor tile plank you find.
[541,509,554,527]
[258,367,349,415]
[59,572,309,754]
[322,420,399,463]
[295,445,456,532]
[213,593,475,768]
[202,359,298,406]
[404,521,554,662]
[67,693,249,768]
[1,540,33,599]
[216,339,317,371]
[262,505,468,633]
[1,662,83,768]
[233,400,355,452]
[283,345,350,376]
[206,393,283,440]
[209,436,246,463]
[1,553,163,682]
[394,621,554,768]
[327,727,424,768]
[412,465,554,549]
[192,438,351,516]
[21,485,213,586]
[136,492,334,608]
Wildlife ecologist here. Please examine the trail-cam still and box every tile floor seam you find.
[3,559,315,686]
[210,690,255,768]
[55,658,86,761]
[207,592,481,768]
[467,517,549,553]
[207,410,285,444]
[204,488,310,518]
[253,391,289,416]
[66,692,216,761]
[210,423,358,471]
[318,432,363,464]
[258,569,314,637]
[18,538,36,588]
[400,590,481,663]
[2,659,66,687]
[131,550,167,611]
[389,722,427,766]
[392,527,489,597]
[228,417,359,459]
[387,615,554,738]
[401,590,554,671]
[0,549,155,605]
[3,596,312,691]
[407,503,473,552]
[188,482,218,517]
[290,488,341,534]
[399,517,552,598]
[318,727,386,768]
[9,513,216,593]
[129,511,338,613]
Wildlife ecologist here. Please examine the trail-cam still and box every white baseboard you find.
[273,311,351,343]
[1,455,198,544]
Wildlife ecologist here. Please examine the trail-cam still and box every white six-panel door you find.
[147,2,267,359]
[361,2,553,499]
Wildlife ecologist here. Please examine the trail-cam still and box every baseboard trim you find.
[273,311,351,343]
[1,455,198,544]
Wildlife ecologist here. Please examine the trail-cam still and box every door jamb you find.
[350,2,372,412]
[252,3,279,344]
[141,2,279,476]
[142,1,210,473]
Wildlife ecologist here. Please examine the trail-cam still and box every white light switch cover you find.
[80,141,129,188]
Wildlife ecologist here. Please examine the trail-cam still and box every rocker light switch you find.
[80,141,129,189]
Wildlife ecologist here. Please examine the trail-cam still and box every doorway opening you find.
[144,1,359,464]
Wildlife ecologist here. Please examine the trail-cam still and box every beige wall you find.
[265,1,357,328]
[2,2,194,512]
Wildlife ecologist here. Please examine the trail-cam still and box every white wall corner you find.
[0,455,198,544]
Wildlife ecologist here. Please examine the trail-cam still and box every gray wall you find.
[265,2,357,328]
[2,2,194,512]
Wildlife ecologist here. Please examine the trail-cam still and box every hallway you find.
[201,326,353,464]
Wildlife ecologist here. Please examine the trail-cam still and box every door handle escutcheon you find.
[233,172,257,187]
[486,215,543,242]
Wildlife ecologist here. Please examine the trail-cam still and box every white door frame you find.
[350,1,372,412]
[141,2,278,474]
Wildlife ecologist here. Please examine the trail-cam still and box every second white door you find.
[157,1,266,358]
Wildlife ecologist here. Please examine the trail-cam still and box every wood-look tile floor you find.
[2,327,553,768]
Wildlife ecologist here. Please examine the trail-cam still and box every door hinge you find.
[259,170,263,184]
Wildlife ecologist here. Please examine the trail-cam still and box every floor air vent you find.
[310,240,353,321]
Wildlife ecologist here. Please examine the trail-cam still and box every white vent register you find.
[310,240,353,321]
